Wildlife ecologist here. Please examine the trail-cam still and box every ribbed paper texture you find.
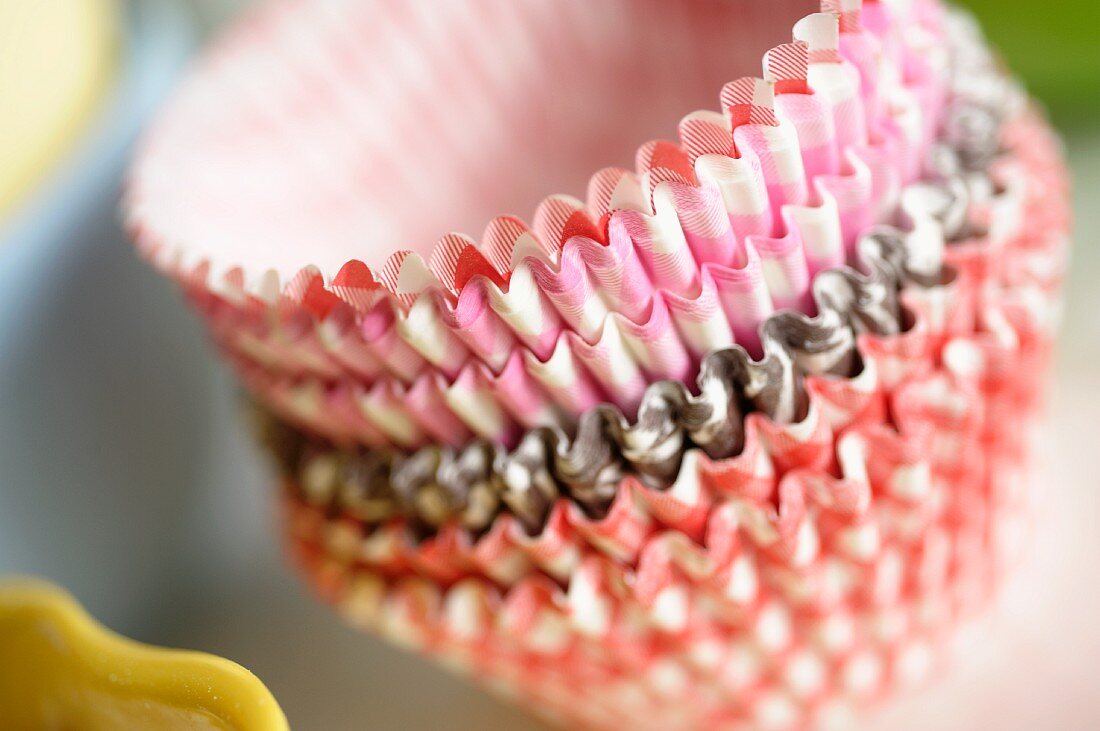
[285,105,1068,729]
[126,0,952,442]
[124,0,1070,728]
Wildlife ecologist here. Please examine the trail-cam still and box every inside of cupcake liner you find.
[128,0,833,279]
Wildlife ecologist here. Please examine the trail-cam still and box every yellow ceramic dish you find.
[0,0,118,218]
[0,578,288,730]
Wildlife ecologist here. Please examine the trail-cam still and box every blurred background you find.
[0,0,1097,728]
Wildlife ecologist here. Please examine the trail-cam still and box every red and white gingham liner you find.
[282,105,1069,729]
[122,0,1071,727]
[125,0,954,444]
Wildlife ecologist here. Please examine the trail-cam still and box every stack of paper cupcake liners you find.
[126,0,1070,728]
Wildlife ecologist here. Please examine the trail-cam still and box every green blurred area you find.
[956,0,1100,129]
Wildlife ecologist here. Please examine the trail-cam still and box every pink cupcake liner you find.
[126,0,954,435]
